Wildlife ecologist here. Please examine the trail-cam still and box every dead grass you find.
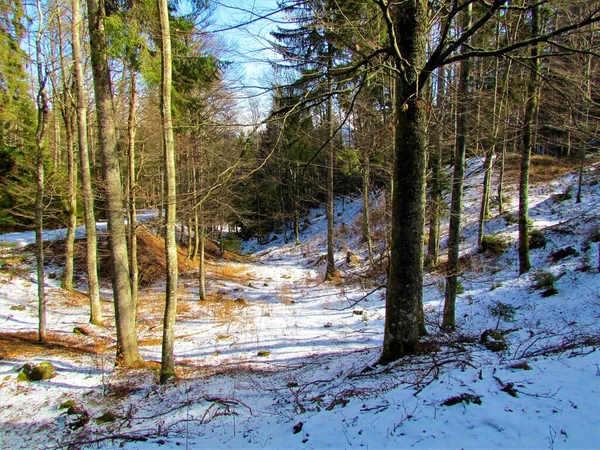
[199,294,249,324]
[0,331,112,360]
[503,154,583,185]
[208,263,255,283]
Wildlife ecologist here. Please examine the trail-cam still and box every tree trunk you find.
[443,4,472,330]
[57,12,76,291]
[325,40,337,280]
[158,0,179,383]
[426,67,445,268]
[127,68,139,311]
[362,150,374,266]
[86,0,141,365]
[72,0,102,324]
[35,0,48,344]
[519,4,541,275]
[379,0,427,364]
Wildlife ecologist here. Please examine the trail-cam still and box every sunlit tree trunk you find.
[35,0,48,344]
[325,39,337,280]
[126,68,139,310]
[158,0,179,383]
[72,0,101,324]
[57,12,77,291]
[86,0,141,365]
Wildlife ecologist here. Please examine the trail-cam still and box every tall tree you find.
[443,3,472,330]
[86,0,142,365]
[34,0,49,344]
[519,3,541,275]
[158,0,178,383]
[71,0,102,324]
[377,0,428,363]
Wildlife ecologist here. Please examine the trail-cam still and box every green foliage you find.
[532,269,558,296]
[488,301,516,329]
[221,234,242,253]
[480,234,509,255]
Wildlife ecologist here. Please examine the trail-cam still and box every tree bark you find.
[57,12,76,291]
[86,0,141,365]
[72,0,102,324]
[35,0,48,344]
[379,0,427,364]
[325,39,337,280]
[443,4,472,330]
[519,4,541,275]
[126,68,139,311]
[158,0,179,383]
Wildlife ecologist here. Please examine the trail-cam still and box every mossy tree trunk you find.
[443,4,472,330]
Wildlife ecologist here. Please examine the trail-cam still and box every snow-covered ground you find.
[1,157,599,449]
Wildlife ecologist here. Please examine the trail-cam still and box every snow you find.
[1,159,600,449]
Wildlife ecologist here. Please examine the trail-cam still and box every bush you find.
[532,269,558,296]
[489,301,516,329]
[529,229,546,249]
[589,226,600,243]
[480,329,508,352]
[480,234,509,255]
[552,186,573,203]
[532,269,555,290]
[503,212,518,225]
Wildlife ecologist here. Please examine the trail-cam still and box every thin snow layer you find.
[1,160,600,449]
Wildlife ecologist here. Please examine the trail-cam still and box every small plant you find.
[589,226,600,243]
[503,211,518,225]
[481,234,509,255]
[488,301,516,329]
[529,229,547,249]
[480,329,509,352]
[532,269,558,296]
[456,280,465,295]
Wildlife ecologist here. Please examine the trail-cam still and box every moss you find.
[257,350,270,357]
[481,234,509,255]
[59,399,77,410]
[96,411,119,423]
[17,362,56,381]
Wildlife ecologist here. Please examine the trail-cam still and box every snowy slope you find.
[0,157,599,449]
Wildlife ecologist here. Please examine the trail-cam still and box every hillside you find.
[0,156,599,449]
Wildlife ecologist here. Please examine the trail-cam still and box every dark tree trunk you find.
[443,4,472,330]
[379,0,428,364]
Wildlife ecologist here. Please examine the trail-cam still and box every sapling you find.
[489,301,516,330]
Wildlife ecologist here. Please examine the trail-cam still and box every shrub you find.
[503,212,518,225]
[488,301,516,329]
[222,234,243,253]
[480,234,509,255]
[529,229,546,249]
[589,226,600,243]
[480,329,508,352]
[532,269,555,290]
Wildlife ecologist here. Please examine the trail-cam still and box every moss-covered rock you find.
[17,362,56,381]
[96,411,120,423]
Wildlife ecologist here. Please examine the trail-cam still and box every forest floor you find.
[1,155,600,449]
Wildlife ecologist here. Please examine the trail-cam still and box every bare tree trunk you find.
[86,0,141,365]
[35,0,48,344]
[72,0,102,324]
[158,0,179,383]
[519,4,541,275]
[361,151,374,266]
[198,206,206,301]
[426,67,445,268]
[379,0,427,364]
[127,68,139,310]
[443,4,472,330]
[57,12,77,291]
